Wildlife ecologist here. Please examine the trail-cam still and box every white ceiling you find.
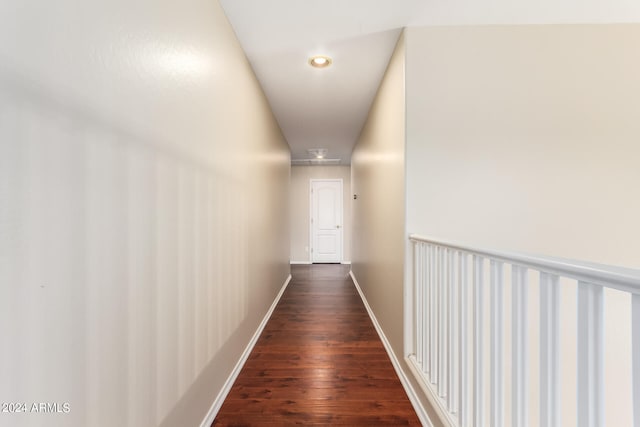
[219,0,640,164]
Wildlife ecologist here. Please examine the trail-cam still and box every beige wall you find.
[352,32,406,355]
[406,24,640,268]
[351,31,440,424]
[0,1,290,427]
[405,24,640,426]
[290,165,351,263]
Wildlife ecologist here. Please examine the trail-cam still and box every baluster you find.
[577,281,603,427]
[490,260,505,427]
[410,239,421,375]
[423,244,429,375]
[473,255,485,427]
[439,247,448,398]
[449,249,458,412]
[512,265,529,427]
[415,242,423,367]
[633,294,640,427]
[421,244,432,378]
[540,272,560,427]
[459,252,469,427]
[430,245,438,384]
[423,243,428,369]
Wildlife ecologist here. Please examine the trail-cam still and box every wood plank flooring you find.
[213,264,421,426]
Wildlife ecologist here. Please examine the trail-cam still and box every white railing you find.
[406,234,640,427]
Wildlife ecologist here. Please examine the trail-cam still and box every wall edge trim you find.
[349,271,433,427]
[199,273,292,427]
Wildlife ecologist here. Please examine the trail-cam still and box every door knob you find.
[336,225,341,229]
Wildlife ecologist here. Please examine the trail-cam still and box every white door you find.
[310,179,343,263]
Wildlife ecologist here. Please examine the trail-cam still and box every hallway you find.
[213,264,421,425]
[3,1,640,425]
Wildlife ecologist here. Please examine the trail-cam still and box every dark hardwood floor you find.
[213,264,421,426]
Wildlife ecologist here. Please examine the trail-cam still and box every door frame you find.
[309,179,343,263]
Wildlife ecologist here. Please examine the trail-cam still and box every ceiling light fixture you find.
[308,55,332,68]
[307,148,328,159]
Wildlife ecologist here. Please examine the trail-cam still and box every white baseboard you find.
[349,271,433,427]
[406,355,456,427]
[341,261,351,265]
[199,274,292,427]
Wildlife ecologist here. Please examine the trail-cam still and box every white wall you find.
[0,1,290,426]
[405,24,640,426]
[290,165,351,263]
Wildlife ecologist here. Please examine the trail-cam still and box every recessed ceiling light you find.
[309,55,332,68]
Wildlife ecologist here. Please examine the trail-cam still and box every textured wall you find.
[0,1,290,426]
